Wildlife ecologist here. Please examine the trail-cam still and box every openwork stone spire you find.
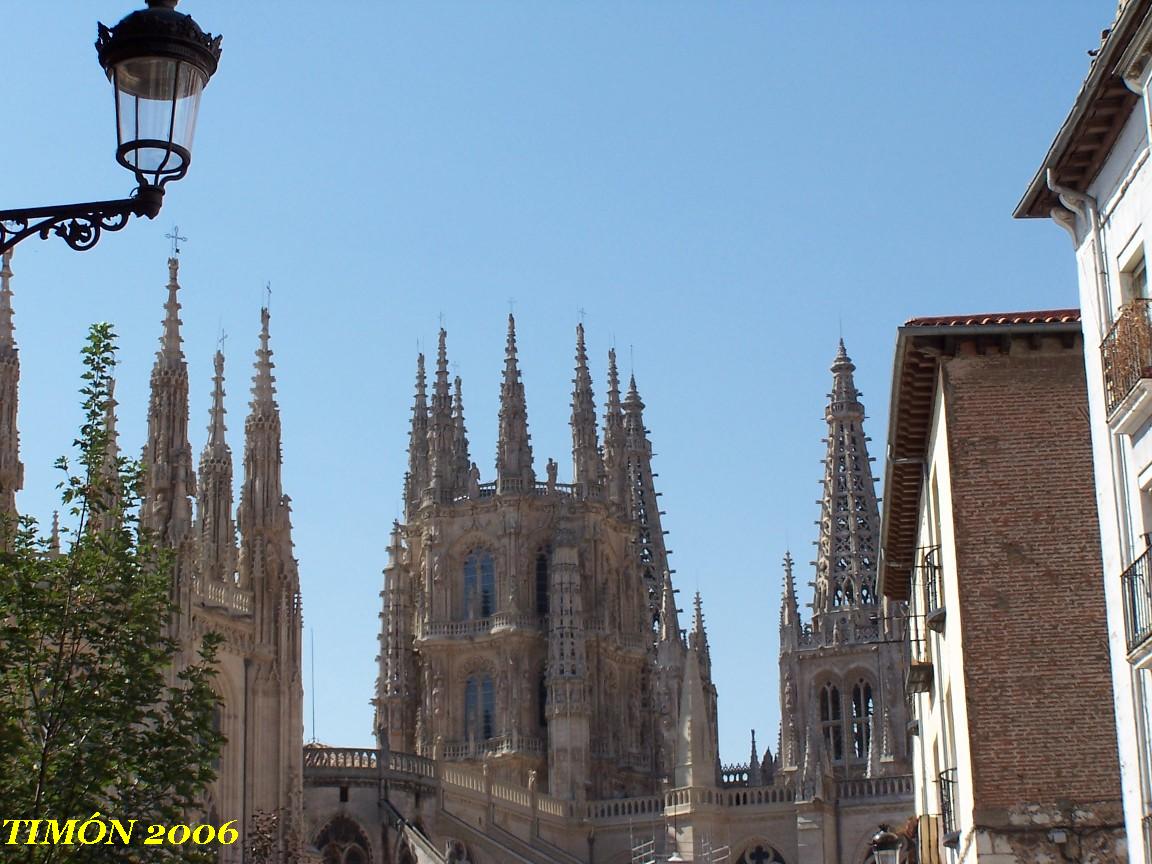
[495,314,534,494]
[813,339,881,625]
[197,350,237,583]
[141,257,196,544]
[404,352,429,519]
[570,322,599,495]
[0,250,22,525]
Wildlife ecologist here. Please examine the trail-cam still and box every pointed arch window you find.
[832,575,854,607]
[851,679,874,760]
[819,682,844,763]
[464,674,495,741]
[463,550,495,619]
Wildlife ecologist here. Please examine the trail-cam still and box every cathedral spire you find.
[674,633,719,789]
[239,308,282,532]
[426,329,454,505]
[141,257,196,545]
[48,511,60,558]
[570,322,599,496]
[496,314,534,494]
[159,257,183,367]
[91,378,122,535]
[812,339,881,628]
[0,250,22,527]
[0,250,14,351]
[749,730,763,787]
[620,371,671,634]
[451,375,471,496]
[780,551,800,650]
[404,352,429,519]
[602,348,625,507]
[197,350,237,583]
[237,307,292,597]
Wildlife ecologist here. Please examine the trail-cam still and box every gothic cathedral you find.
[0,253,912,863]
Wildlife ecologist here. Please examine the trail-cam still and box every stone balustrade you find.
[196,577,253,615]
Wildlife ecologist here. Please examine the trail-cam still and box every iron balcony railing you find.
[939,767,959,848]
[1102,298,1152,414]
[1122,545,1152,654]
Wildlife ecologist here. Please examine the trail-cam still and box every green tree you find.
[0,324,224,863]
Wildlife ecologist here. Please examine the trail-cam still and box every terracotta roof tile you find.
[904,309,1080,328]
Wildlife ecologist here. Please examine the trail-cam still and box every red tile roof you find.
[904,309,1080,328]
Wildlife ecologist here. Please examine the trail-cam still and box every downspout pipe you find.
[1046,170,1137,561]
[1046,168,1111,341]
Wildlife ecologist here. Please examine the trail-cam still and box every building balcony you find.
[906,658,933,693]
[939,767,960,849]
[1102,298,1152,417]
[1123,545,1152,656]
[922,546,947,633]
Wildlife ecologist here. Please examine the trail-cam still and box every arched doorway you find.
[735,844,786,864]
[314,815,372,864]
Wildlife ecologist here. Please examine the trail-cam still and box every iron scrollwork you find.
[0,185,163,255]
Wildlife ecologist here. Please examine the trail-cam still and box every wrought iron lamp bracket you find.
[0,184,163,254]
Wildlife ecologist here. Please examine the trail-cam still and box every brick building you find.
[878,310,1125,863]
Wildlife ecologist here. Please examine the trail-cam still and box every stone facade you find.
[304,326,912,864]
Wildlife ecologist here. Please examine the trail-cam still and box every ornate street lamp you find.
[870,824,906,864]
[0,1,221,254]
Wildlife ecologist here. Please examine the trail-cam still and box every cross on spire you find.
[263,281,272,310]
[165,225,187,256]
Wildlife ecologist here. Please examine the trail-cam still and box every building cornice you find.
[878,314,1083,602]
[1015,1,1150,219]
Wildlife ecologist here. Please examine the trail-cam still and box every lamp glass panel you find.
[113,57,205,184]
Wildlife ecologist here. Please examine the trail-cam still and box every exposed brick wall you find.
[942,334,1121,809]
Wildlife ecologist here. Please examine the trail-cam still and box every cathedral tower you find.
[779,341,908,786]
[376,320,715,800]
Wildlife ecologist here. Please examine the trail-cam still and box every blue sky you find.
[4,2,1105,763]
